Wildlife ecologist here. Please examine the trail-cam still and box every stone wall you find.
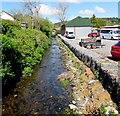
[58,34,120,108]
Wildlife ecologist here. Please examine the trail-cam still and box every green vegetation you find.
[64,108,77,114]
[94,71,99,80]
[12,12,53,38]
[99,104,117,115]
[60,79,69,87]
[1,19,52,96]
[90,14,119,28]
[100,104,107,115]
[91,14,106,28]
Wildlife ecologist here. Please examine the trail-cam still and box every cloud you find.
[34,4,60,15]
[95,6,106,13]
[79,9,94,15]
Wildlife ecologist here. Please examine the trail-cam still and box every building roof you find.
[0,11,15,20]
[65,16,92,27]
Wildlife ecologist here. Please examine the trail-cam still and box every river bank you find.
[2,37,118,115]
[56,36,119,114]
[2,38,73,115]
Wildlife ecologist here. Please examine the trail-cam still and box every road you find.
[91,39,119,58]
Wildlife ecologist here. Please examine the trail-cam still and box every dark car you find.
[111,41,120,59]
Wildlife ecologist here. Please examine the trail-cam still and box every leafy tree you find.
[96,18,106,28]
[14,13,24,22]
[39,18,53,38]
[91,14,97,28]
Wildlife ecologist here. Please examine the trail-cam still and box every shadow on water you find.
[20,38,73,114]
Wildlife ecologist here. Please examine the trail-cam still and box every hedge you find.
[1,19,51,96]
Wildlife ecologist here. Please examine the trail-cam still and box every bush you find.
[11,28,51,75]
[0,19,21,36]
[2,35,23,95]
[40,18,53,38]
[1,23,51,96]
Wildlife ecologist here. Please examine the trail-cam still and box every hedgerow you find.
[1,19,52,96]
[12,28,51,76]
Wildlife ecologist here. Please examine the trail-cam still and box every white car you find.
[65,30,75,39]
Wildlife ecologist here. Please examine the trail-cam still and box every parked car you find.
[100,25,120,40]
[88,29,100,37]
[111,41,120,59]
[88,32,99,37]
[65,30,75,39]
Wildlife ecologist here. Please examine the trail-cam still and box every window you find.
[114,30,120,34]
[101,30,111,33]
[69,32,73,34]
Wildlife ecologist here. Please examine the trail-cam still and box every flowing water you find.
[19,38,72,114]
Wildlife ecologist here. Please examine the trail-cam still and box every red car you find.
[88,32,99,37]
[111,41,120,59]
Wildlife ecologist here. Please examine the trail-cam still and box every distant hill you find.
[98,17,119,26]
[54,17,119,27]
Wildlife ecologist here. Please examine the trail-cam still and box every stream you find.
[18,38,73,114]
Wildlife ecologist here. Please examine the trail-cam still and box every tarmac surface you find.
[91,39,118,58]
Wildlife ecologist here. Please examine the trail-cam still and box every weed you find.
[109,110,116,116]
[100,104,107,115]
[94,71,99,80]
[60,79,69,87]
[69,92,76,98]
[79,80,85,83]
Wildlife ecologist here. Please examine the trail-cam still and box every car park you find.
[111,41,120,59]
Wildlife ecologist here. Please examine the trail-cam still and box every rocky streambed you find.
[56,37,119,115]
[2,37,119,115]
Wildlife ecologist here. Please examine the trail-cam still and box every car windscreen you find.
[69,32,73,34]
[101,30,111,33]
[114,30,120,34]
[114,42,120,46]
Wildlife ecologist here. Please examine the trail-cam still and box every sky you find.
[1,0,119,23]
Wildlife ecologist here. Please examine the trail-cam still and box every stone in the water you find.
[105,106,118,114]
[72,100,76,104]
[68,104,77,110]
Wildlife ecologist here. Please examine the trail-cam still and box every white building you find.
[61,16,92,38]
[0,11,15,21]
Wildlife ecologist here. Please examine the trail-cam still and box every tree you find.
[39,18,53,38]
[91,14,97,28]
[56,2,68,25]
[22,0,41,29]
[96,18,106,28]
[10,9,24,21]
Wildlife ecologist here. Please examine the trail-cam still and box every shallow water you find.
[20,38,72,114]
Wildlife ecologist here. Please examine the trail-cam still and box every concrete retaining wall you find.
[58,34,120,107]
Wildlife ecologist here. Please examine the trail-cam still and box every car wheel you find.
[111,37,113,40]
[79,42,83,47]
[91,44,96,49]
